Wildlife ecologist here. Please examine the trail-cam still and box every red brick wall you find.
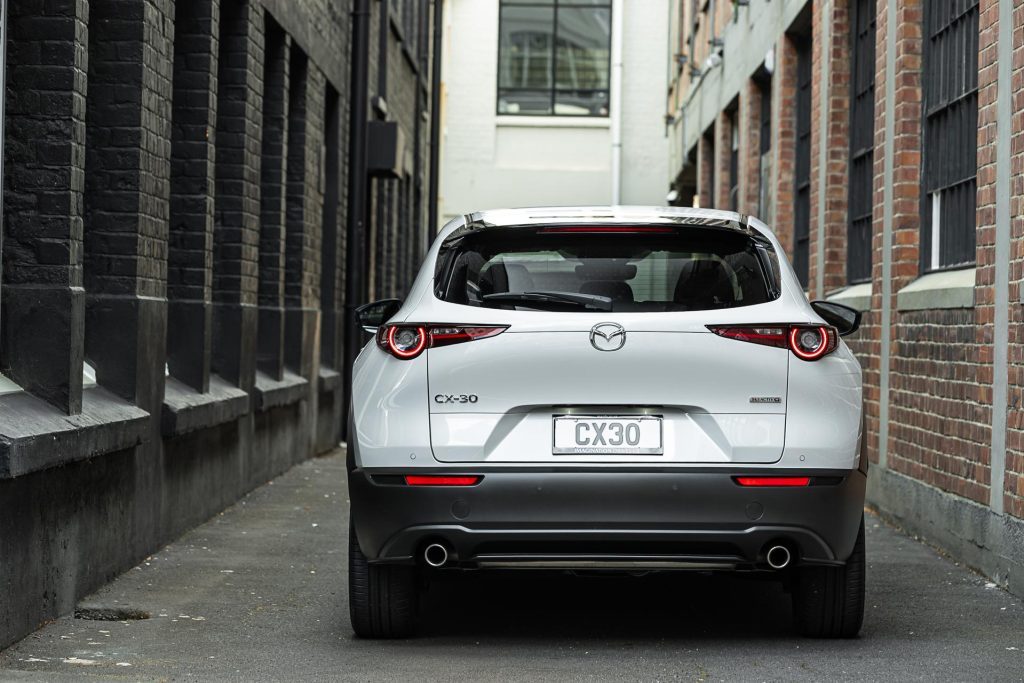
[1003,0,1024,518]
[808,0,851,297]
[739,80,761,216]
[772,36,799,261]
[676,0,1022,520]
[715,110,734,210]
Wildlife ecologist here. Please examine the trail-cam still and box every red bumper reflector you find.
[404,475,481,486]
[734,476,811,487]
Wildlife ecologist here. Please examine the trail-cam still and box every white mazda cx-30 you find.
[348,207,865,639]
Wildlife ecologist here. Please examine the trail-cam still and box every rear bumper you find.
[348,468,866,569]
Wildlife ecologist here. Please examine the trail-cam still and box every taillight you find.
[708,324,838,361]
[377,324,507,359]
[384,325,427,359]
[404,475,481,486]
[788,326,833,361]
[734,476,811,487]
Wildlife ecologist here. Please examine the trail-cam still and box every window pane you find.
[554,89,607,116]
[554,7,610,91]
[498,7,554,90]
[439,228,773,312]
[499,89,553,115]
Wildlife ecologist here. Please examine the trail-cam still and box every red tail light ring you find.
[789,326,832,361]
[385,325,427,359]
[708,324,838,361]
[377,324,507,359]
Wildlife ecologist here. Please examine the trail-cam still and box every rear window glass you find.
[436,227,779,312]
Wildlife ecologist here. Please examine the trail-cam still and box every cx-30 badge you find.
[590,323,626,352]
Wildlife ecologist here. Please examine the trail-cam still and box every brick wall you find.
[167,0,217,392]
[670,0,1024,592]
[1007,0,1024,518]
[1,0,89,414]
[0,0,438,649]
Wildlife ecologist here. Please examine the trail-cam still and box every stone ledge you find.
[318,367,342,393]
[495,115,611,129]
[161,375,250,437]
[896,267,975,311]
[826,282,873,312]
[0,387,150,479]
[253,370,308,412]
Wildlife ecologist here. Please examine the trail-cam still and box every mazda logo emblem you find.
[590,323,626,352]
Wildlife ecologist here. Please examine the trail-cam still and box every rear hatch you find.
[426,223,788,464]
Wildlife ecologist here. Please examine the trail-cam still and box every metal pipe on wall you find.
[610,0,623,205]
[427,0,443,234]
[342,0,372,437]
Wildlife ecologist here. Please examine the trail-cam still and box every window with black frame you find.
[847,0,875,284]
[728,109,739,212]
[792,35,812,289]
[497,0,612,117]
[756,74,772,220]
[920,0,978,272]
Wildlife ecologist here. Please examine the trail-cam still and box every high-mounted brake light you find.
[404,475,481,486]
[734,476,811,487]
[708,324,838,361]
[377,324,507,359]
[538,226,676,234]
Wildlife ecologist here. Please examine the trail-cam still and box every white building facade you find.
[438,0,670,226]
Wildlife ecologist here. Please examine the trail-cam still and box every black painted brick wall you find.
[0,0,436,651]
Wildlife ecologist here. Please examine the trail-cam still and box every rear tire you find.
[348,522,419,638]
[792,515,865,638]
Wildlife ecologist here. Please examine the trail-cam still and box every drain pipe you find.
[427,0,444,233]
[342,0,372,438]
[609,0,623,205]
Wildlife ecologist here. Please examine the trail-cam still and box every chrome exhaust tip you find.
[424,543,449,568]
[766,545,791,570]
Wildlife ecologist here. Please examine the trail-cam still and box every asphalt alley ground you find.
[1,451,1022,682]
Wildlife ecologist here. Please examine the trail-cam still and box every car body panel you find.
[348,207,865,568]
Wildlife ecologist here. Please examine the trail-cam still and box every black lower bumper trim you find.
[348,468,866,569]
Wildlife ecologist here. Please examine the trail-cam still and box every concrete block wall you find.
[666,0,1024,596]
[0,0,438,650]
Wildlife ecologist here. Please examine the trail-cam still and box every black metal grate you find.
[921,0,978,271]
[757,77,772,219]
[704,127,716,209]
[793,36,812,288]
[847,0,876,284]
[728,111,739,211]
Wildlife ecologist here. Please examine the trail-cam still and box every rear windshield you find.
[435,226,780,312]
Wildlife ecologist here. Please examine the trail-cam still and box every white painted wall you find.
[619,0,670,206]
[439,0,669,227]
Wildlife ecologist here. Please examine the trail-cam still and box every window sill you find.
[826,283,873,313]
[161,375,250,437]
[495,115,611,129]
[896,267,975,311]
[0,372,24,397]
[318,367,342,393]
[0,387,149,479]
[253,370,308,412]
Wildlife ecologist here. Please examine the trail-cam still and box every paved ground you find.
[1,451,1022,682]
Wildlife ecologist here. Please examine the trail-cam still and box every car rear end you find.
[348,208,866,638]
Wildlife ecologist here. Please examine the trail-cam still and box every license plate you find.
[552,416,663,455]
